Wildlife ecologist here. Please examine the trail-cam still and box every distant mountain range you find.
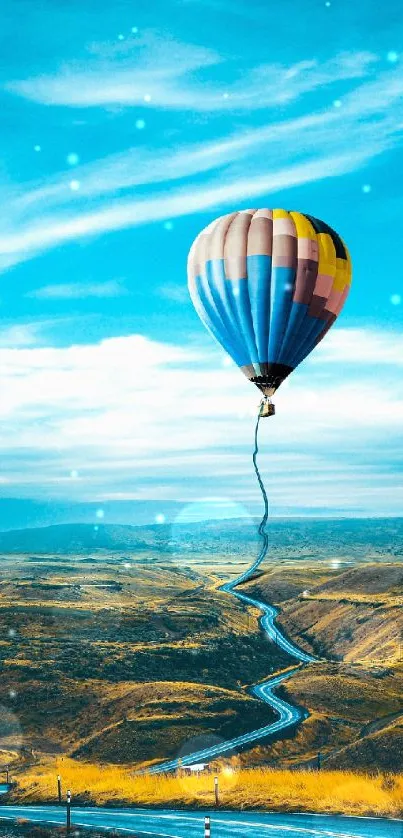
[0,523,160,554]
[0,498,185,532]
[0,498,395,533]
[0,517,401,557]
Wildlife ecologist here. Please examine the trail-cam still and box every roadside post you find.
[5,766,9,785]
[317,751,322,771]
[204,815,211,837]
[57,775,62,804]
[214,775,219,806]
[66,789,72,834]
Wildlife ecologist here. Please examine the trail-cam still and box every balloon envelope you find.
[188,209,352,395]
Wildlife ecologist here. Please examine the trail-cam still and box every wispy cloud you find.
[0,326,401,514]
[1,56,403,272]
[157,284,190,304]
[5,38,375,110]
[27,279,127,300]
[0,151,366,271]
[0,324,40,347]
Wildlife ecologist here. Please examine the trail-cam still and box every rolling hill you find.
[0,523,401,776]
[0,517,401,559]
[241,562,403,772]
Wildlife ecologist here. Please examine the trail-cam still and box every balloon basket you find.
[259,397,275,418]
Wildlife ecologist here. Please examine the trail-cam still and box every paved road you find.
[0,805,401,837]
[1,572,399,836]
[148,570,316,774]
[224,582,315,665]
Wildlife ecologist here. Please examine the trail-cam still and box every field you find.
[0,551,290,772]
[0,518,401,813]
[8,756,403,818]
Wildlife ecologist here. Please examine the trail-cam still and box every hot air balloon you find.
[188,209,352,416]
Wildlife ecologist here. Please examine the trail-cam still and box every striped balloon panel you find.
[188,209,351,392]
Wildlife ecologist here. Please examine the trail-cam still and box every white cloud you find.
[27,280,127,300]
[0,326,401,514]
[158,283,197,303]
[0,148,389,273]
[312,327,403,366]
[0,324,40,347]
[1,57,403,272]
[5,41,375,110]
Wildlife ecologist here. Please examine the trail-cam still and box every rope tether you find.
[252,411,269,575]
[224,410,269,591]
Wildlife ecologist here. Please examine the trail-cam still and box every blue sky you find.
[0,0,402,521]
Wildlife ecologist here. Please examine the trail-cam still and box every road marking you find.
[115,812,361,837]
[1,809,400,838]
[75,823,183,837]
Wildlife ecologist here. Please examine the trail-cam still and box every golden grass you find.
[12,758,403,817]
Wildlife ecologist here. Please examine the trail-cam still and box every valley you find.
[0,517,401,788]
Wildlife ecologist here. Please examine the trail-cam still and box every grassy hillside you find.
[4,677,277,765]
[244,563,402,664]
[277,563,403,664]
[0,554,290,769]
[235,664,403,772]
[241,563,334,604]
[241,562,403,771]
[324,714,403,771]
[0,546,401,780]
